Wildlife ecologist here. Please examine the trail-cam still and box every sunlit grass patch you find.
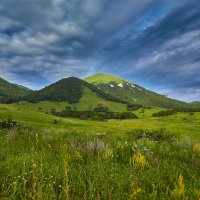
[0,116,200,199]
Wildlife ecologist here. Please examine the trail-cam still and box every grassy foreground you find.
[0,104,200,199]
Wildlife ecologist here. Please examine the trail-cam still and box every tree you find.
[50,108,56,115]
[93,104,109,112]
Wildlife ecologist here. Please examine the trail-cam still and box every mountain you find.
[14,84,31,91]
[17,77,133,112]
[84,73,188,109]
[190,101,200,107]
[0,77,32,103]
[1,74,191,111]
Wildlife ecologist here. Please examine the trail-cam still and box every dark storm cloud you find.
[0,0,199,101]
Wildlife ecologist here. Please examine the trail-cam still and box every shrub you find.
[0,118,18,129]
[65,106,72,111]
[127,104,142,111]
[127,129,176,142]
[53,119,58,124]
[50,108,56,115]
[93,104,109,112]
[55,110,138,120]
[152,110,177,117]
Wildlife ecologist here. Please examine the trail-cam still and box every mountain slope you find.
[85,73,123,85]
[84,73,188,109]
[16,77,132,112]
[0,77,32,102]
[190,101,200,107]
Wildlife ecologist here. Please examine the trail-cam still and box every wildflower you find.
[130,152,148,167]
[116,141,124,149]
[130,187,142,199]
[194,189,200,198]
[193,144,200,155]
[171,174,185,198]
[13,181,17,186]
[103,147,113,159]
[75,151,83,161]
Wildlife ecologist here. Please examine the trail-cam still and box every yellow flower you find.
[171,174,185,198]
[130,187,142,199]
[130,152,147,167]
[194,189,200,198]
[103,147,113,159]
[75,151,83,161]
[193,144,200,155]
[116,141,124,149]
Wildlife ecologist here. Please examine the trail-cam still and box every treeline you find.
[152,110,177,117]
[55,110,138,120]
[175,107,200,112]
[0,96,21,104]
[127,103,144,111]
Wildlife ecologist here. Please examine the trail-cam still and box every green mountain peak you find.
[84,73,124,85]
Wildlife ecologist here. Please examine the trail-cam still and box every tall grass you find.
[0,126,199,199]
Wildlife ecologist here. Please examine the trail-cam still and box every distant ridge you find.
[84,73,188,109]
[18,77,131,105]
[0,74,194,109]
[0,77,32,103]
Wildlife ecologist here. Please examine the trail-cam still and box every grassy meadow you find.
[0,103,200,199]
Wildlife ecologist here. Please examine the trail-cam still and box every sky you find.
[0,0,200,102]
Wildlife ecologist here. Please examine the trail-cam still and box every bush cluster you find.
[0,118,18,129]
[152,110,177,117]
[55,110,138,120]
[175,107,200,112]
[127,103,143,111]
[127,129,176,142]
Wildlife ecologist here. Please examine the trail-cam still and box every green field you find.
[0,104,199,138]
[75,87,127,112]
[13,101,70,113]
[0,104,200,199]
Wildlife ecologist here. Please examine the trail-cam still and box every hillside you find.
[1,74,192,110]
[84,73,123,85]
[16,77,132,112]
[191,101,200,106]
[84,73,188,109]
[0,77,32,103]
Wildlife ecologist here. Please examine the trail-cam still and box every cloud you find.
[0,0,199,101]
[0,0,156,83]
[94,0,200,101]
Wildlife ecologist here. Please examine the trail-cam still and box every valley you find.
[0,73,200,199]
